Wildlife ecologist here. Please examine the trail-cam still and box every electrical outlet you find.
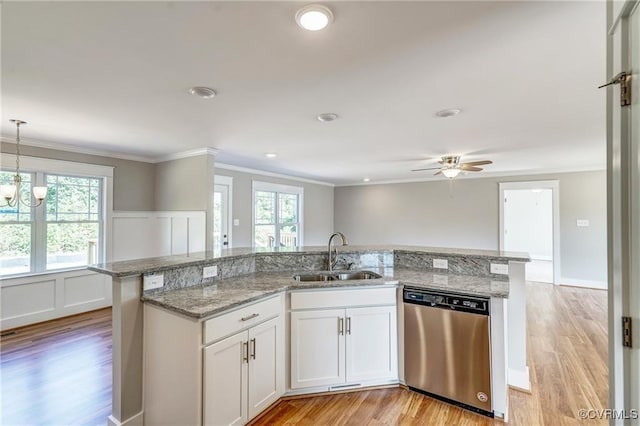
[143,274,164,291]
[490,263,509,275]
[233,219,240,226]
[577,219,590,227]
[433,259,448,269]
[203,265,218,278]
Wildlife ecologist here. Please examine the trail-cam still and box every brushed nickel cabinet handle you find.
[250,338,256,360]
[241,313,259,322]
[243,341,249,363]
[338,317,344,335]
[346,317,351,335]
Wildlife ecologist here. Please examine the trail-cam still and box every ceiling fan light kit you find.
[411,155,493,179]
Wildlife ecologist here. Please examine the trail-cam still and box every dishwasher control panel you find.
[403,287,489,315]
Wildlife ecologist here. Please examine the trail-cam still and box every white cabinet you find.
[204,316,284,426]
[204,332,248,426]
[290,309,346,388]
[290,288,398,390]
[345,306,397,383]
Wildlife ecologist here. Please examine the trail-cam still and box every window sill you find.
[1,266,91,281]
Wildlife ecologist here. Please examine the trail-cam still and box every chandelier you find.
[1,119,48,207]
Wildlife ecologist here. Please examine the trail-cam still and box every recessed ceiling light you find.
[435,108,461,118]
[363,178,370,182]
[265,153,277,158]
[296,5,333,31]
[317,113,338,122]
[188,86,217,99]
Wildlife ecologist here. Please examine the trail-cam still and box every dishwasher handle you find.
[403,288,490,315]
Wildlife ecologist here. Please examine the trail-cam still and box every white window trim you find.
[251,180,304,248]
[1,154,114,278]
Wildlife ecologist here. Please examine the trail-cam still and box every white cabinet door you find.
[290,309,345,389]
[204,331,248,426]
[247,316,284,419]
[345,306,398,383]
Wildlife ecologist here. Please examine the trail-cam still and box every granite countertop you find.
[142,267,509,320]
[89,245,530,278]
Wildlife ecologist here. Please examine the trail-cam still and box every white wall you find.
[215,166,334,247]
[504,189,553,260]
[334,170,607,284]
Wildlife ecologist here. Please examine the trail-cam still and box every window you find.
[253,181,303,248]
[45,175,102,270]
[0,155,112,277]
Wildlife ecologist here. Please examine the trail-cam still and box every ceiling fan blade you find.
[434,170,442,176]
[411,167,442,172]
[460,165,483,172]
[461,160,493,167]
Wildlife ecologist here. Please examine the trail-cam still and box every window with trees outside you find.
[0,166,108,277]
[253,181,303,248]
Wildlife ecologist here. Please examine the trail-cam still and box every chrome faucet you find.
[327,232,348,271]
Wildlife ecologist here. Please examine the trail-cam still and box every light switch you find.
[577,219,589,227]
[233,219,240,226]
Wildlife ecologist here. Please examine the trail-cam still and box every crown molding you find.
[334,164,606,187]
[154,147,220,163]
[0,136,157,163]
[215,162,335,187]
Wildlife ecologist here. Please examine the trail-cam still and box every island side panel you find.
[109,275,144,426]
[507,261,530,391]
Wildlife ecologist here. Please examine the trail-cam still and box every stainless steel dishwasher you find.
[403,287,493,417]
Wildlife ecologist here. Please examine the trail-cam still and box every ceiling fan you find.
[411,156,493,178]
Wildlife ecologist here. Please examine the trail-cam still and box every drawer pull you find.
[241,313,260,322]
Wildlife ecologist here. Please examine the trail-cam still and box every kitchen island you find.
[89,245,529,426]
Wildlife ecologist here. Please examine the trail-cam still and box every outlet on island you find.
[203,265,218,278]
[433,259,449,269]
[143,274,164,291]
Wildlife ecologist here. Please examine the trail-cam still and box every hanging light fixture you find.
[1,119,48,207]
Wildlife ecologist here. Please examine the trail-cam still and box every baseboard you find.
[559,277,607,290]
[107,411,143,426]
[508,367,531,393]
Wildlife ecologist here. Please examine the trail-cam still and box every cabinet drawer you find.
[204,295,282,345]
[291,287,396,310]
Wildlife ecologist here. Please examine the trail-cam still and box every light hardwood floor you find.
[0,283,607,425]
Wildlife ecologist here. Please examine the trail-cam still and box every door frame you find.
[214,175,233,249]
[498,180,561,285]
[606,0,639,416]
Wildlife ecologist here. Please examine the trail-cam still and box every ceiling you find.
[1,1,606,185]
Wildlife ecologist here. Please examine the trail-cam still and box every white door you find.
[247,317,284,420]
[290,309,345,389]
[606,0,639,416]
[345,306,398,383]
[204,331,248,426]
[214,175,232,252]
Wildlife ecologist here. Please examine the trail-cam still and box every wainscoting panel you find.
[1,270,112,330]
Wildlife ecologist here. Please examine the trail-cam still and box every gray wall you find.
[155,155,210,211]
[334,170,607,283]
[215,167,334,248]
[1,143,155,210]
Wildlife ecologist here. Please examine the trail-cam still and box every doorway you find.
[499,180,560,284]
[214,175,233,252]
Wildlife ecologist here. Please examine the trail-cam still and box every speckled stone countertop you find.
[142,267,509,320]
[90,245,529,278]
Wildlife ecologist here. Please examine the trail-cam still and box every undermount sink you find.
[293,271,382,282]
